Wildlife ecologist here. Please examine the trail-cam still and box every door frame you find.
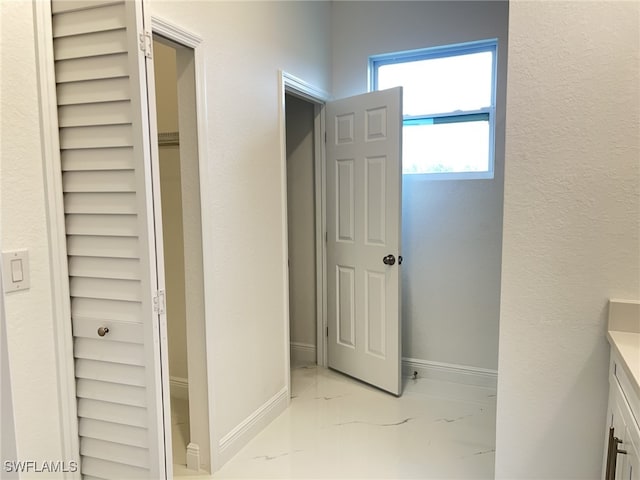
[279,71,330,392]
[34,3,217,475]
[150,16,214,473]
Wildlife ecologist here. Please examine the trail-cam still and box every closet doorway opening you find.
[283,79,328,388]
[152,33,210,474]
[286,93,319,370]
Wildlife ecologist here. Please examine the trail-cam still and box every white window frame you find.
[369,39,498,180]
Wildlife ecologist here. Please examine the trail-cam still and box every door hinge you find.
[326,326,329,337]
[139,31,153,59]
[153,289,166,314]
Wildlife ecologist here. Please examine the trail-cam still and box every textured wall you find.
[331,1,508,370]
[1,273,18,478]
[0,0,65,468]
[496,1,640,477]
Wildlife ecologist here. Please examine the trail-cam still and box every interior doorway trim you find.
[279,71,330,394]
[151,15,217,473]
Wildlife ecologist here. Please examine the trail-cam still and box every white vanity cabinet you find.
[604,350,640,480]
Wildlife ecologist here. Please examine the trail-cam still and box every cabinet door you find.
[613,394,628,480]
[612,378,640,480]
[624,423,639,480]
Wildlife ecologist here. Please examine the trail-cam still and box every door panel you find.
[365,270,385,357]
[336,159,355,242]
[326,87,402,396]
[51,0,168,477]
[337,266,356,347]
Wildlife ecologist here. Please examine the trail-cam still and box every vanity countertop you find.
[607,300,640,400]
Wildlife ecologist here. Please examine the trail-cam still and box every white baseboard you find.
[402,358,498,389]
[217,386,288,466]
[185,442,200,471]
[290,342,316,366]
[170,376,189,400]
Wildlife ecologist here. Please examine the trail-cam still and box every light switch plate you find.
[2,250,30,293]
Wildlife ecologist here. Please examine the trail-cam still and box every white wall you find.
[148,0,332,467]
[0,0,66,471]
[285,95,317,360]
[495,2,640,478]
[331,1,508,371]
[1,268,18,479]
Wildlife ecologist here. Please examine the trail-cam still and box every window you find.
[370,40,497,179]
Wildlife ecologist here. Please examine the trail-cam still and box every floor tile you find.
[188,366,497,480]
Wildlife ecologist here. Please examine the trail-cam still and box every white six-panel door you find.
[326,87,403,396]
[51,0,168,477]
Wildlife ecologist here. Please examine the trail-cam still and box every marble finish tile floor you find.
[177,365,496,479]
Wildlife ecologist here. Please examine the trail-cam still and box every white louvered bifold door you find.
[51,1,169,478]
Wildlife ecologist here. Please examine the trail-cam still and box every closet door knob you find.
[383,254,396,266]
[97,327,110,337]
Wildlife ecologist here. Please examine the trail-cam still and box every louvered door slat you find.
[79,418,148,449]
[67,235,139,258]
[81,437,150,469]
[75,359,145,387]
[66,214,138,236]
[77,399,147,428]
[75,338,145,366]
[77,379,146,407]
[57,77,130,105]
[72,298,141,323]
[61,147,134,171]
[69,277,141,301]
[54,29,127,60]
[68,256,139,279]
[63,170,136,192]
[52,3,126,37]
[52,0,167,477]
[81,457,148,480]
[64,192,137,214]
[52,0,122,15]
[59,101,132,128]
[56,53,128,83]
[60,124,133,149]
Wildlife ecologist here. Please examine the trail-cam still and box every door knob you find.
[97,326,110,337]
[383,254,396,266]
